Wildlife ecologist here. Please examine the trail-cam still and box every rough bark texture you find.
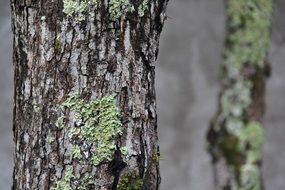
[207,0,273,190]
[11,0,168,189]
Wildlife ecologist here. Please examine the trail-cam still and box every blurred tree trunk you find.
[207,0,273,189]
[11,0,168,189]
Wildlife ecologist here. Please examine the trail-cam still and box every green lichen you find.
[219,121,263,167]
[120,147,129,157]
[63,0,148,20]
[240,121,263,163]
[72,145,83,160]
[55,115,66,129]
[239,121,263,151]
[213,0,272,159]
[240,164,261,190]
[219,80,252,138]
[78,176,95,190]
[217,117,265,188]
[118,172,143,190]
[221,80,252,119]
[51,167,95,190]
[138,0,148,17]
[224,0,273,79]
[33,105,41,113]
[58,92,124,165]
[63,0,98,19]
[51,167,73,190]
[63,0,82,16]
[47,136,55,144]
[109,0,131,20]
[207,1,272,189]
[63,0,132,20]
[40,16,46,22]
[68,128,81,139]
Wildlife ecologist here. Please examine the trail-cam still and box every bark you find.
[207,0,273,190]
[11,0,168,189]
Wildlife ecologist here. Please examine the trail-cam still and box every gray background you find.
[1,0,285,189]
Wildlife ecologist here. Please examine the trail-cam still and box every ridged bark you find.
[207,0,273,190]
[11,0,168,189]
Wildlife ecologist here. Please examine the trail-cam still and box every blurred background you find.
[1,0,285,189]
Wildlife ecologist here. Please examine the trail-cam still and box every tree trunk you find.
[207,0,273,189]
[11,0,168,189]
